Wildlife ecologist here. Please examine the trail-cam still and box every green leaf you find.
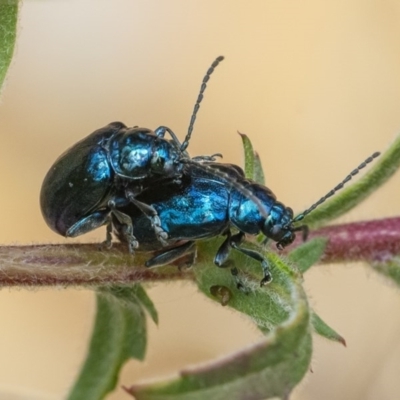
[311,312,346,346]
[253,151,266,185]
[239,132,266,184]
[288,237,328,273]
[0,1,18,93]
[68,284,156,400]
[131,283,159,324]
[125,247,312,400]
[195,246,306,333]
[106,284,158,325]
[238,131,255,180]
[302,135,400,228]
[372,258,400,287]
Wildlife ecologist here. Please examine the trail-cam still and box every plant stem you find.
[0,243,190,287]
[305,216,400,263]
[0,217,399,287]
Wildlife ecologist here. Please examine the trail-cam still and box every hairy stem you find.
[0,243,190,287]
[305,216,400,263]
[0,217,399,287]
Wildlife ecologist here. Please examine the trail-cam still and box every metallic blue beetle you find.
[111,153,380,285]
[40,57,224,251]
[111,162,284,284]
[40,122,182,248]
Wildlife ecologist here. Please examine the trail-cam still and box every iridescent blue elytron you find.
[40,57,225,251]
[112,153,380,285]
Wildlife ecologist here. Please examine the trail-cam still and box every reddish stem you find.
[305,216,400,264]
[0,217,399,287]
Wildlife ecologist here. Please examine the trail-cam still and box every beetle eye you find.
[156,156,165,167]
[271,225,283,237]
[151,154,165,171]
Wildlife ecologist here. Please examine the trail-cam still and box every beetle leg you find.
[192,153,223,162]
[229,232,272,285]
[125,192,169,246]
[102,217,113,249]
[154,127,222,162]
[66,210,110,238]
[214,230,247,291]
[214,230,233,267]
[154,126,191,157]
[108,201,139,253]
[145,241,196,268]
[154,126,181,145]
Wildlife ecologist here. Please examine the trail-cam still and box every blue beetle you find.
[40,57,224,251]
[111,152,380,285]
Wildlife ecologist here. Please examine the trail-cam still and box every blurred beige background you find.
[1,1,400,399]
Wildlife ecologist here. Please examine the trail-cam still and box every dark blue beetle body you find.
[112,162,297,284]
[114,164,242,247]
[40,122,121,236]
[116,164,293,247]
[112,149,380,285]
[40,122,184,247]
[40,56,225,251]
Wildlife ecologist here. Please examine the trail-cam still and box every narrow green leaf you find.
[125,248,312,400]
[311,312,346,346]
[253,151,266,185]
[239,132,266,184]
[288,237,328,273]
[132,283,159,324]
[0,1,18,93]
[302,135,400,228]
[120,301,147,360]
[105,284,158,325]
[238,132,255,179]
[68,284,153,400]
[372,258,400,287]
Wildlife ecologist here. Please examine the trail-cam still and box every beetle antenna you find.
[292,151,380,223]
[180,56,225,154]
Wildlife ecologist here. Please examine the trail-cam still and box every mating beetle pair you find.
[40,57,224,253]
[111,154,379,285]
[40,56,379,285]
